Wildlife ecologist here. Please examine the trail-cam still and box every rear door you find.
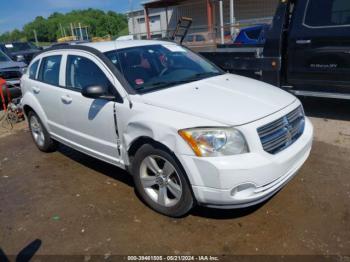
[34,54,66,137]
[287,0,350,94]
[59,52,123,166]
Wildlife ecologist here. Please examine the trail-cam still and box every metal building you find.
[127,0,279,41]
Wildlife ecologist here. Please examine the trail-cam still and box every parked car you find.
[20,40,313,217]
[0,42,41,64]
[233,24,270,45]
[0,49,27,86]
[183,33,214,47]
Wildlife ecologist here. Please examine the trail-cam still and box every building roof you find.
[142,0,186,8]
[82,40,176,53]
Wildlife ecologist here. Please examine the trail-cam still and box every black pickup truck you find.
[201,0,350,100]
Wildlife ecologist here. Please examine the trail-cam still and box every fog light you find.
[231,183,256,198]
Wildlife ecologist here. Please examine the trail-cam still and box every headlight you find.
[179,127,249,157]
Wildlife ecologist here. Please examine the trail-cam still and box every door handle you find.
[296,39,311,44]
[32,86,40,94]
[61,95,72,104]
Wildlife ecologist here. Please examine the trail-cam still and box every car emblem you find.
[283,117,293,143]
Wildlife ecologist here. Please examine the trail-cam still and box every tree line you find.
[0,9,128,43]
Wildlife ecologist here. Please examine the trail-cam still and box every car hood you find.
[0,61,26,70]
[10,50,38,55]
[140,74,296,126]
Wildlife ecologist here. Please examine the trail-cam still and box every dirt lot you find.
[0,98,350,258]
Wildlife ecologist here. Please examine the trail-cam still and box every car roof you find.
[81,40,176,53]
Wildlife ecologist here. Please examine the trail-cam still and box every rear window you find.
[245,28,262,40]
[29,60,39,79]
[305,0,350,27]
[39,55,61,86]
[29,60,40,80]
[195,35,206,42]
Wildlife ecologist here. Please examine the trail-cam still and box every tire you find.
[28,111,58,152]
[132,144,194,217]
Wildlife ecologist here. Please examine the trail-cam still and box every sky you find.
[0,0,142,34]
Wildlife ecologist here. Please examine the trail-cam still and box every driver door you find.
[59,52,123,166]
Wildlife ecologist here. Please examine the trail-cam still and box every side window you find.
[39,55,61,86]
[305,0,350,27]
[66,55,111,91]
[29,60,40,80]
[245,28,262,40]
[185,35,194,42]
[195,35,206,42]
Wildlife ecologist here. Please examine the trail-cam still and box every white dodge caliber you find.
[21,40,313,217]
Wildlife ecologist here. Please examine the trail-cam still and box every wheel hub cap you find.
[30,116,45,147]
[140,155,183,207]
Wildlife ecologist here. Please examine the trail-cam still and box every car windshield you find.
[0,50,10,62]
[4,42,37,52]
[104,44,223,93]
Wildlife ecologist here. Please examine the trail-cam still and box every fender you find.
[119,102,223,165]
[122,120,197,186]
[21,92,50,132]
[123,121,182,163]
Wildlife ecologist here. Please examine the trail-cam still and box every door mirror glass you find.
[81,85,112,100]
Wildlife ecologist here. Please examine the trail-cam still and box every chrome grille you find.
[257,106,305,154]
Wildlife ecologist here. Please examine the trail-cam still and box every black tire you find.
[132,144,194,217]
[28,111,58,152]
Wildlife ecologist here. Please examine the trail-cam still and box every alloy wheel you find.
[139,155,183,207]
[30,115,45,147]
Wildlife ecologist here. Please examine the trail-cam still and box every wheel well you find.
[127,136,197,203]
[128,136,170,158]
[23,105,34,117]
[128,136,182,172]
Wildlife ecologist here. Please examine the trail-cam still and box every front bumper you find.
[177,104,313,208]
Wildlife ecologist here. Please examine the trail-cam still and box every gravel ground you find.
[0,98,349,259]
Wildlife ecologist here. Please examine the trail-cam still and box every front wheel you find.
[132,144,194,217]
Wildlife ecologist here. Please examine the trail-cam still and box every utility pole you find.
[70,23,75,40]
[230,0,235,36]
[219,0,224,45]
[79,23,83,40]
[33,30,39,46]
[129,0,136,38]
[59,23,64,38]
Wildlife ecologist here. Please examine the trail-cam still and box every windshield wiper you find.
[134,81,170,91]
[135,80,193,91]
[185,72,222,81]
[134,72,222,92]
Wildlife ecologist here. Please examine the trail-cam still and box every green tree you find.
[0,9,128,43]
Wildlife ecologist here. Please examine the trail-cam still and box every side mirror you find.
[81,85,114,100]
